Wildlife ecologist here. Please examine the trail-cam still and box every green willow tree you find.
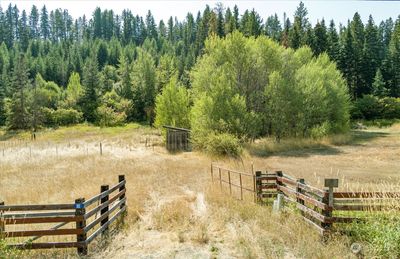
[154,78,190,129]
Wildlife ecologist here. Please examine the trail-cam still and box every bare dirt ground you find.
[1,124,399,258]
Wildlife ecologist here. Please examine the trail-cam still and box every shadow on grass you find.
[0,129,27,141]
[247,130,389,158]
[248,143,341,158]
[348,130,389,146]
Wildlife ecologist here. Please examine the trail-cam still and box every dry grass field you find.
[1,123,400,258]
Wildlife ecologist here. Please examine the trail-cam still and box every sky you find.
[1,1,399,26]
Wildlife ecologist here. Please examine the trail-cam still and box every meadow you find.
[1,123,400,258]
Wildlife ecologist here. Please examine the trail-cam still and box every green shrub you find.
[352,95,382,120]
[352,95,400,120]
[198,132,242,157]
[96,105,127,127]
[343,214,400,257]
[310,122,331,139]
[380,97,400,119]
[42,108,83,126]
[52,108,83,126]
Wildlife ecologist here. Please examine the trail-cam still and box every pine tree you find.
[145,10,157,39]
[97,41,109,69]
[4,4,15,47]
[131,49,156,122]
[265,14,282,41]
[233,5,239,29]
[313,19,328,56]
[281,15,291,48]
[0,72,6,125]
[289,1,310,49]
[350,12,365,97]
[387,17,400,97]
[7,54,31,129]
[327,20,340,62]
[122,9,133,44]
[338,25,357,99]
[372,69,387,97]
[215,3,225,37]
[80,54,100,122]
[224,7,234,35]
[29,5,39,38]
[117,54,132,100]
[19,10,30,51]
[40,5,50,39]
[93,7,102,38]
[363,15,381,93]
[167,16,174,42]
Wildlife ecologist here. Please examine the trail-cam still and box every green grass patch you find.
[0,123,154,142]
[0,239,20,258]
[338,212,400,258]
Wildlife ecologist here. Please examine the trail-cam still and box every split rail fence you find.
[0,175,127,255]
[211,163,400,235]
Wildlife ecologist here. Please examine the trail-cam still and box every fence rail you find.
[211,163,256,201]
[211,164,400,235]
[0,175,127,255]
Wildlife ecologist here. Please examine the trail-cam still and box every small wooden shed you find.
[163,126,191,152]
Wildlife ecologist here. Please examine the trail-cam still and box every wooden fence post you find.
[75,198,87,255]
[297,179,305,216]
[210,163,213,183]
[118,175,126,221]
[322,179,339,233]
[228,170,232,195]
[276,171,283,194]
[0,201,4,239]
[100,142,103,156]
[255,171,262,203]
[239,173,243,200]
[218,168,222,190]
[100,185,109,237]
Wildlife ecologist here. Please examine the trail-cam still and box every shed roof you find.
[162,125,191,132]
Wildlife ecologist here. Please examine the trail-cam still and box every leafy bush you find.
[352,95,382,120]
[97,105,127,127]
[198,132,242,157]
[96,89,132,127]
[43,108,83,126]
[52,108,83,126]
[352,95,400,120]
[381,97,400,119]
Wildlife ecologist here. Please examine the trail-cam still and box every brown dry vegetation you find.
[1,123,400,258]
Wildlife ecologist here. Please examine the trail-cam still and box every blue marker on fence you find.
[74,203,84,209]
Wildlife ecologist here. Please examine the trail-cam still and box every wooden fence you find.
[211,164,400,235]
[210,163,256,201]
[0,175,127,255]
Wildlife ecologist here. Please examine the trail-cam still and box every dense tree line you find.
[0,2,399,129]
